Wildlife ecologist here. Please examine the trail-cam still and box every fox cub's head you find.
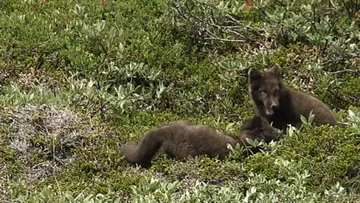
[240,117,283,146]
[258,117,283,142]
[249,66,283,117]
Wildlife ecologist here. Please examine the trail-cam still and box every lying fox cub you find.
[121,118,281,168]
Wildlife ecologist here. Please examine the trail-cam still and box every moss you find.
[150,155,241,186]
[243,154,281,180]
[249,125,360,192]
[0,147,20,174]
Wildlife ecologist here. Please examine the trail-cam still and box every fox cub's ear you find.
[260,117,270,127]
[268,66,281,79]
[249,68,262,81]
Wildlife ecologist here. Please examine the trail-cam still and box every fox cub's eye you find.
[260,90,267,96]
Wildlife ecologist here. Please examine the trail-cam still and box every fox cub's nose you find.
[270,103,277,110]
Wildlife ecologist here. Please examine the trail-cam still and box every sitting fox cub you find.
[247,66,339,131]
[121,118,281,168]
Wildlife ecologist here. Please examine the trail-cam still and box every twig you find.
[203,37,247,42]
[170,1,265,45]
[226,14,243,24]
[327,69,360,75]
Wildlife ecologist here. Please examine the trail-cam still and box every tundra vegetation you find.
[0,0,360,202]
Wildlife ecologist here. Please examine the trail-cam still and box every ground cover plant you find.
[0,0,360,202]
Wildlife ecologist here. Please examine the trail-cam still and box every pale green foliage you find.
[130,178,180,203]
[0,84,67,108]
[347,110,360,135]
[128,157,350,202]
[16,186,121,203]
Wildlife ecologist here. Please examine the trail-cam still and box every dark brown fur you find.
[121,119,280,168]
[247,66,339,131]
